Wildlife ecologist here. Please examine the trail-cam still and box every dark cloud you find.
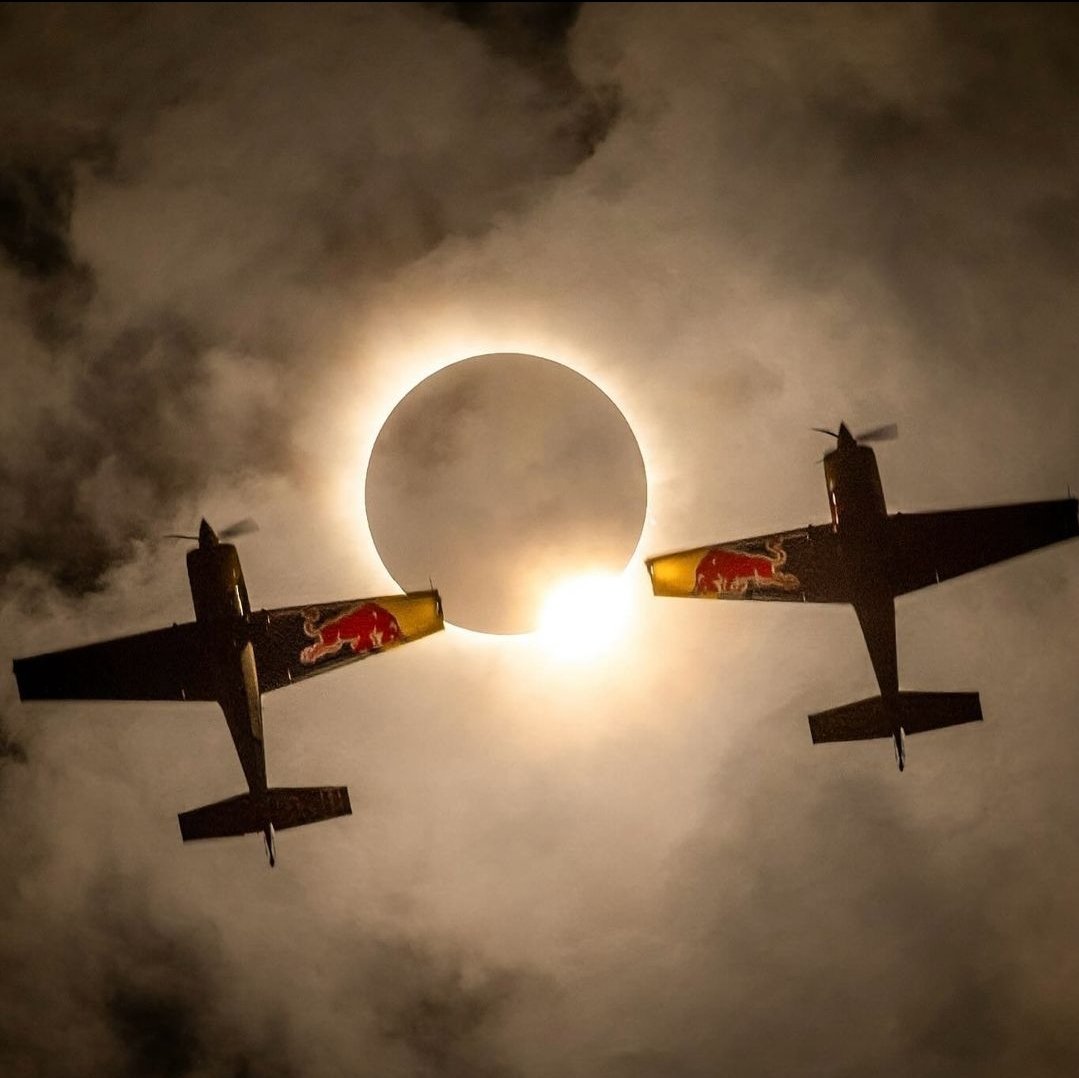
[1,319,281,593]
[0,162,78,279]
[0,718,26,766]
[108,983,204,1078]
[0,851,533,1078]
[0,867,216,1076]
[430,1,621,159]
[98,897,297,1078]
[366,938,525,1077]
[433,1,583,63]
[0,156,98,346]
[0,3,621,597]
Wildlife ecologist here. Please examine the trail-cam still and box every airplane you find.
[12,519,444,864]
[645,424,1079,770]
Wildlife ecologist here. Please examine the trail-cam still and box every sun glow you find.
[535,572,634,662]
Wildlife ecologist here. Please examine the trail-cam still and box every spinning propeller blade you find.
[219,518,259,540]
[856,423,898,443]
[813,423,898,446]
[163,518,258,543]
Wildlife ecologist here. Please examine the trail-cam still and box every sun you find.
[534,571,635,662]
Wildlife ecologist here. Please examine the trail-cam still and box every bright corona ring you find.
[365,353,647,635]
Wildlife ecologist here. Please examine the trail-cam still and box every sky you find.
[4,3,1079,1075]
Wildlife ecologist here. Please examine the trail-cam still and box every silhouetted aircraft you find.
[645,424,1078,770]
[13,519,443,864]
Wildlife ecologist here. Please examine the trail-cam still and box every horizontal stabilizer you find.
[809,695,894,743]
[178,786,351,842]
[895,691,983,735]
[809,691,982,744]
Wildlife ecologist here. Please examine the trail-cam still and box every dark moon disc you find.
[365,353,648,634]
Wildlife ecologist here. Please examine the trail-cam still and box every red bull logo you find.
[695,538,800,596]
[300,603,403,665]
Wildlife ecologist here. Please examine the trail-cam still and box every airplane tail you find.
[178,786,351,846]
[808,691,983,745]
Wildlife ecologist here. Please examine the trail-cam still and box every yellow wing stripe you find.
[365,591,444,641]
[646,547,714,598]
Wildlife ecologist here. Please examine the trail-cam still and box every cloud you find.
[6,6,1079,1078]
[0,3,618,596]
[0,708,26,767]
[0,162,81,278]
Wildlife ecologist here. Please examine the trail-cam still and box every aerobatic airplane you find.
[13,519,444,864]
[646,424,1078,770]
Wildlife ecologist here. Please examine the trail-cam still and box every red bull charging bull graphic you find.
[694,538,800,596]
[300,602,403,665]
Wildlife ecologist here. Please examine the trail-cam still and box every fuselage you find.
[185,521,266,795]
[822,426,903,763]
[823,424,892,597]
[823,424,887,533]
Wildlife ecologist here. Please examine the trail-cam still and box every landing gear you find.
[893,728,906,772]
[263,822,277,867]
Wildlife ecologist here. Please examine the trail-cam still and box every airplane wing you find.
[13,622,216,702]
[646,524,850,603]
[254,589,443,693]
[887,498,1079,597]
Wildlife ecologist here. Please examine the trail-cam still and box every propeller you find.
[219,517,259,540]
[811,423,898,444]
[856,423,898,443]
[163,518,259,542]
